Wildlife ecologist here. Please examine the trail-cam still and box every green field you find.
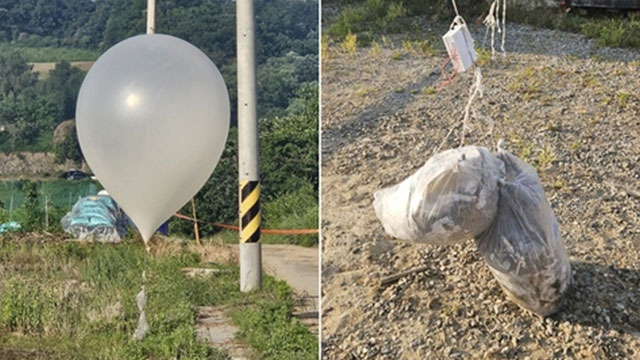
[0,43,100,62]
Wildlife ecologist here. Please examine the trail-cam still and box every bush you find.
[262,183,318,247]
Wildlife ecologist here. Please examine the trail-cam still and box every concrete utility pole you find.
[147,0,156,34]
[237,0,262,291]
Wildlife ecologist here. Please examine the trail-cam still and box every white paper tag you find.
[442,21,478,73]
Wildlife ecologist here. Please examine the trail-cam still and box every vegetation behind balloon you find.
[0,0,319,246]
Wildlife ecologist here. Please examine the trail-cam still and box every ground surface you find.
[321,21,640,359]
[195,244,319,358]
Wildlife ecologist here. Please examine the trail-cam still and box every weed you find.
[600,95,613,106]
[569,141,582,152]
[537,146,557,170]
[385,2,407,23]
[391,50,403,60]
[369,40,382,57]
[476,48,491,66]
[354,85,372,98]
[321,35,331,62]
[422,86,436,96]
[340,32,358,55]
[402,40,414,54]
[552,178,568,190]
[381,35,391,48]
[416,39,436,57]
[510,134,535,163]
[582,73,600,88]
[617,91,631,108]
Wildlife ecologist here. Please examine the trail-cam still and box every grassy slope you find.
[326,1,640,50]
[0,234,317,359]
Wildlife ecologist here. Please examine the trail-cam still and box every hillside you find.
[0,0,319,242]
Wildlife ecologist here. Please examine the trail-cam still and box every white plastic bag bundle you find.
[373,146,501,245]
[475,150,572,316]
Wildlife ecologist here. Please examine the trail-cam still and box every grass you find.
[339,32,358,54]
[0,43,99,62]
[327,1,640,50]
[369,40,382,57]
[509,6,640,49]
[0,234,317,359]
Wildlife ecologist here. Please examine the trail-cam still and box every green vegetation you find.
[327,0,640,50]
[0,235,316,359]
[509,7,640,49]
[0,0,319,245]
[0,44,99,63]
[326,0,484,39]
[170,86,319,245]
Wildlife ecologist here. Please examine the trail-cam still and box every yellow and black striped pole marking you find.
[240,180,260,243]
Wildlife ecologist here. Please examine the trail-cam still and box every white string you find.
[484,0,498,59]
[451,0,460,16]
[460,67,484,147]
[484,0,507,59]
[501,0,507,56]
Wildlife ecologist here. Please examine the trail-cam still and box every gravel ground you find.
[321,21,640,359]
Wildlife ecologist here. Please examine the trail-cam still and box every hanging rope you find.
[501,0,507,56]
[450,0,460,17]
[483,0,507,58]
[460,67,484,147]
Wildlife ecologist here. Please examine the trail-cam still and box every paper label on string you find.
[442,23,478,73]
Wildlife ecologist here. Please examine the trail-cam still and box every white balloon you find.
[76,34,230,243]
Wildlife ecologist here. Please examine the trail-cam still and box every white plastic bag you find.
[373,146,501,245]
[476,150,572,316]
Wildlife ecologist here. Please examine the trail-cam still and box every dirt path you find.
[322,20,640,359]
[196,306,256,360]
[190,243,319,356]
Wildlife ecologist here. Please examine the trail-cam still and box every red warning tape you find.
[172,213,318,235]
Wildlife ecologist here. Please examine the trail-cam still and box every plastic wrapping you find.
[61,195,128,243]
[133,275,149,341]
[373,146,501,245]
[476,150,572,316]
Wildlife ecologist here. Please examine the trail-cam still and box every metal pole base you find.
[240,242,262,292]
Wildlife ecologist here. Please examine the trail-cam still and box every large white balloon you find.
[76,34,230,244]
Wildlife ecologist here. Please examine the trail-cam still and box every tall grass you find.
[0,236,317,359]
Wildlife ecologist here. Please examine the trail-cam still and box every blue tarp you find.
[0,221,21,234]
[61,195,128,243]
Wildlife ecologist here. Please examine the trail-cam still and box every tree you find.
[54,123,83,163]
[41,61,86,120]
[260,84,318,201]
[22,180,43,231]
[0,51,37,99]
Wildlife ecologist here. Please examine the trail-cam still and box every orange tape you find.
[172,213,318,235]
